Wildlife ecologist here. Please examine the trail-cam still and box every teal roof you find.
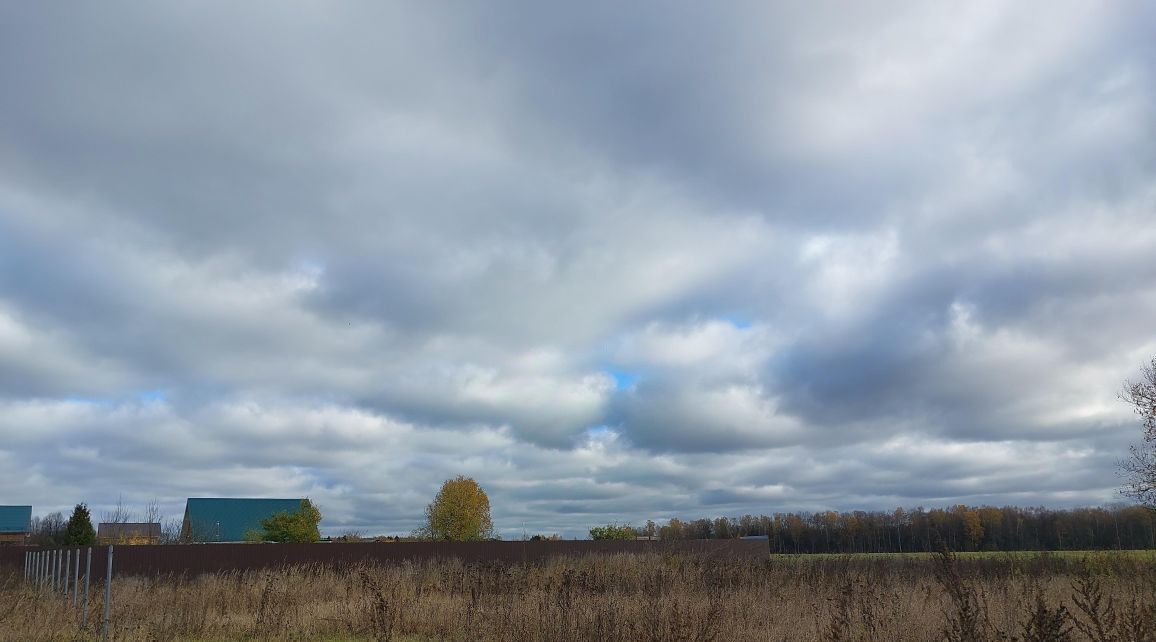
[0,505,32,533]
[183,498,306,542]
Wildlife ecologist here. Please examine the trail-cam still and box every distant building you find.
[0,505,32,545]
[181,498,307,542]
[97,522,161,545]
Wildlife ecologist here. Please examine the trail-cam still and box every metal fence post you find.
[101,545,113,642]
[73,548,80,606]
[82,547,92,628]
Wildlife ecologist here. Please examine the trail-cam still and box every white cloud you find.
[0,1,1153,536]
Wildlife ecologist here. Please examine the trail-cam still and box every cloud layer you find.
[1,1,1154,536]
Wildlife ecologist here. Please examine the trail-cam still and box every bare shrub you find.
[934,547,989,642]
[1020,588,1073,642]
[0,550,1153,641]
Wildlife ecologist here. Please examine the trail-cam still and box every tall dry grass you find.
[1,551,1153,641]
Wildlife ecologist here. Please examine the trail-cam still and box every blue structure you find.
[0,505,32,543]
[181,498,306,542]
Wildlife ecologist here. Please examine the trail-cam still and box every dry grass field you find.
[2,550,1154,641]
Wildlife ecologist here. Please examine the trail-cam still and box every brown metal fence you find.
[4,540,767,578]
[0,545,35,571]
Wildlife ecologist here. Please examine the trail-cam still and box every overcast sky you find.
[1,2,1154,538]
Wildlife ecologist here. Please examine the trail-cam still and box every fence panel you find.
[1,540,766,577]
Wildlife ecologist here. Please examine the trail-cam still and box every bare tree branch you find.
[101,495,133,525]
[1120,357,1156,509]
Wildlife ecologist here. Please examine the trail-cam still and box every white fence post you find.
[73,547,80,606]
[82,547,92,628]
[101,545,113,642]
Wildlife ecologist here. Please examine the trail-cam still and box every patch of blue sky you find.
[293,257,326,279]
[725,315,752,329]
[603,368,641,390]
[584,425,613,438]
[137,389,166,403]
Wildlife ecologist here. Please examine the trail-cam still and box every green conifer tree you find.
[63,503,96,545]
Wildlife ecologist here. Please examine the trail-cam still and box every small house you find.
[181,498,307,543]
[97,522,162,545]
[0,505,32,545]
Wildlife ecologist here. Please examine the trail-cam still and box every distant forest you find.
[627,504,1156,553]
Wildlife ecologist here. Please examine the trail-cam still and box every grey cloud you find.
[0,2,1153,537]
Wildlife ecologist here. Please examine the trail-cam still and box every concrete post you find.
[73,547,80,606]
[82,547,92,628]
[101,545,113,642]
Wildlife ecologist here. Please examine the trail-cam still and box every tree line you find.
[597,504,1156,552]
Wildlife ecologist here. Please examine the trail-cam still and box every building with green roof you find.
[181,498,307,542]
[0,505,32,545]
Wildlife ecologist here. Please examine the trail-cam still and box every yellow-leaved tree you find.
[421,476,494,541]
